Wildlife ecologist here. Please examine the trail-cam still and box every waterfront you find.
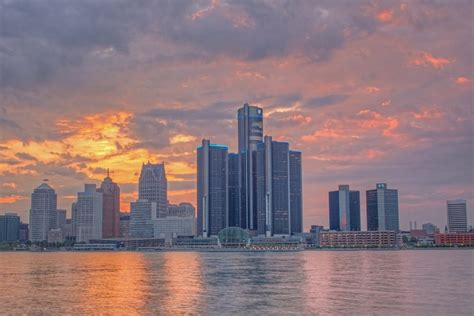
[0,250,472,315]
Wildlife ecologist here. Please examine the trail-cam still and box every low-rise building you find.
[153,216,196,242]
[320,231,397,247]
[434,233,474,246]
[47,228,64,243]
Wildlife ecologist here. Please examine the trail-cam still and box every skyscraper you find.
[197,139,228,237]
[447,199,467,233]
[367,183,399,231]
[0,213,20,242]
[256,136,292,236]
[138,162,167,218]
[56,209,67,231]
[98,170,120,238]
[29,182,57,241]
[228,152,241,227]
[75,184,103,242]
[130,200,155,238]
[329,185,360,231]
[238,103,263,231]
[289,150,303,234]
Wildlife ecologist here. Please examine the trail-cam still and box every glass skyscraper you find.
[329,185,360,231]
[237,103,263,231]
[0,213,20,242]
[366,183,399,231]
[228,152,241,227]
[256,136,302,236]
[197,139,229,237]
[289,150,303,234]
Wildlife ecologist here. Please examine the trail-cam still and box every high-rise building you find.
[97,170,120,238]
[138,162,167,218]
[238,103,263,231]
[289,150,303,234]
[366,183,399,231]
[29,182,57,241]
[56,209,67,231]
[447,199,467,233]
[256,136,299,236]
[228,152,241,227]
[19,223,29,242]
[329,185,360,231]
[75,184,103,242]
[167,203,195,217]
[130,200,155,238]
[0,213,20,242]
[197,139,228,237]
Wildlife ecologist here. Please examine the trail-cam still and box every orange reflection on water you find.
[159,251,204,314]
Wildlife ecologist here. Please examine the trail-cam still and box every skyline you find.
[0,0,473,230]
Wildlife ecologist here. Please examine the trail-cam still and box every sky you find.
[0,0,472,230]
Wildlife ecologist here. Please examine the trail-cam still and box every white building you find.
[75,184,103,242]
[29,182,57,241]
[153,216,196,242]
[130,200,156,238]
[447,199,467,232]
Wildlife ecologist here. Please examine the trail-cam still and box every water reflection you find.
[0,250,472,315]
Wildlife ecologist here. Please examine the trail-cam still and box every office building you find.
[138,162,167,218]
[290,151,303,234]
[320,231,397,247]
[238,103,264,231]
[434,232,474,246]
[47,228,64,243]
[30,182,57,241]
[56,209,67,231]
[367,183,399,231]
[447,199,467,233]
[0,213,20,242]
[119,213,130,238]
[167,203,195,217]
[130,200,155,238]
[256,136,291,236]
[153,216,196,241]
[228,152,241,227]
[197,139,228,237]
[97,170,120,238]
[329,185,360,231]
[75,184,103,242]
[19,223,29,241]
[63,219,74,239]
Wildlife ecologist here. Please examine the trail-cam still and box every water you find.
[0,250,472,315]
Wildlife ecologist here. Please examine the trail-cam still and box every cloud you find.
[305,94,348,108]
[15,152,38,161]
[411,52,452,69]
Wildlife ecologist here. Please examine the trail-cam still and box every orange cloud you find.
[377,10,394,23]
[411,52,452,69]
[455,76,471,85]
[365,86,380,93]
[2,182,17,189]
[0,195,26,204]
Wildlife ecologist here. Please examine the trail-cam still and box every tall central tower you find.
[237,103,263,230]
[138,162,168,218]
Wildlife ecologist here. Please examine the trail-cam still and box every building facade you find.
[75,184,103,242]
[256,136,291,236]
[138,162,167,218]
[320,231,397,247]
[30,182,57,241]
[98,171,121,238]
[447,199,467,233]
[238,103,264,231]
[228,152,241,227]
[130,200,155,238]
[329,185,360,231]
[56,209,67,231]
[434,233,474,246]
[167,203,195,217]
[367,183,399,231]
[153,216,196,241]
[197,139,229,237]
[0,213,20,242]
[289,150,303,234]
[119,214,130,238]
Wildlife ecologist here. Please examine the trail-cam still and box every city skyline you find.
[0,1,473,231]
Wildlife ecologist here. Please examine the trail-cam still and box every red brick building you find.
[434,233,474,246]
